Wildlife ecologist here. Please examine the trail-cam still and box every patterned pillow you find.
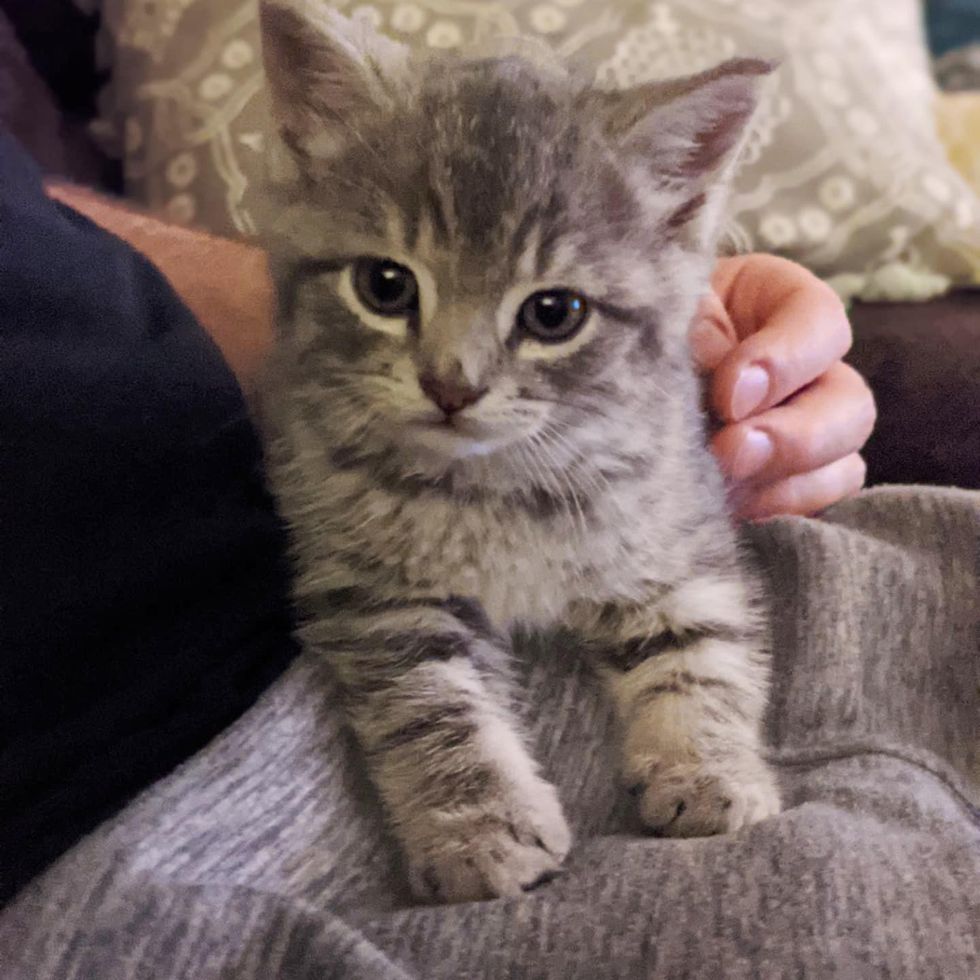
[97,0,980,287]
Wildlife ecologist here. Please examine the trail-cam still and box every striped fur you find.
[258,1,779,903]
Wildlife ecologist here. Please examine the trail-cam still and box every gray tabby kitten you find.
[257,0,781,904]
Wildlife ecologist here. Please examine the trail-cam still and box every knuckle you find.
[859,389,878,440]
[853,375,878,440]
[830,314,853,357]
[837,364,877,443]
[769,474,806,517]
[786,416,822,471]
[815,283,853,353]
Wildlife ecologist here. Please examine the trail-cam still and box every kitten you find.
[257,0,781,904]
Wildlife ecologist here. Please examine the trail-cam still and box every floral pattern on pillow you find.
[97,0,980,285]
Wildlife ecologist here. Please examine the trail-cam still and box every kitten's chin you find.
[402,419,518,463]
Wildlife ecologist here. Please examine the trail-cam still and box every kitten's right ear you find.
[259,0,409,158]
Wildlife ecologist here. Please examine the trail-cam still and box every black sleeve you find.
[0,130,297,903]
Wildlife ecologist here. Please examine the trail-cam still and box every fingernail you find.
[730,428,773,481]
[731,363,770,421]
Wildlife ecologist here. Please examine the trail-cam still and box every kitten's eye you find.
[353,258,419,317]
[518,290,589,344]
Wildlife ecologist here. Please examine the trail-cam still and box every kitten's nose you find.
[419,373,487,416]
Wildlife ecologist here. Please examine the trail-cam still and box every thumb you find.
[690,291,738,375]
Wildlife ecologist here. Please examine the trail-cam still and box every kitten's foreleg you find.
[576,573,781,836]
[309,594,570,903]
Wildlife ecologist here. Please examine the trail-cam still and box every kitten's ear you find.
[585,58,774,248]
[259,0,409,157]
[589,58,774,182]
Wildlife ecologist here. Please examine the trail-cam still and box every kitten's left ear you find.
[590,58,775,182]
[259,0,410,158]
[585,59,775,246]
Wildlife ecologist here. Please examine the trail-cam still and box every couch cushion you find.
[848,290,980,490]
[0,9,68,175]
[0,1,117,186]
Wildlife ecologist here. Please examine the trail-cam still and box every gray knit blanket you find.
[2,486,978,979]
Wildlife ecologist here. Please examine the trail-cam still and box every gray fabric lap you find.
[2,487,977,979]
[759,488,979,793]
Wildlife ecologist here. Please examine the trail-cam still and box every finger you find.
[710,260,852,422]
[712,362,877,484]
[736,453,868,521]
[689,291,738,375]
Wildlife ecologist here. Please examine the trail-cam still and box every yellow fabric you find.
[937,92,980,200]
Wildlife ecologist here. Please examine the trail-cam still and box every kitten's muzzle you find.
[418,373,488,417]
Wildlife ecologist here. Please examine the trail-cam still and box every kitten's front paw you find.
[628,753,781,838]
[405,781,571,904]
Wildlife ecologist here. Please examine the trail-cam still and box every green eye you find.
[518,290,589,343]
[353,257,419,316]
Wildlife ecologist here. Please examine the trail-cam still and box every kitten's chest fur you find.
[270,435,720,631]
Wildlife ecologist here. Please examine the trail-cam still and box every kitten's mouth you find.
[423,416,487,437]
[413,408,491,435]
[405,414,514,459]
[421,415,462,430]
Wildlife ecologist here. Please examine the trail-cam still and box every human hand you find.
[691,254,876,521]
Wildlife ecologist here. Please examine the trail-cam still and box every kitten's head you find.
[259,0,770,480]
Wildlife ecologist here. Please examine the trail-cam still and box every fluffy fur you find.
[257,0,780,904]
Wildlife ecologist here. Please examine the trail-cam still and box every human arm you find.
[44,182,274,396]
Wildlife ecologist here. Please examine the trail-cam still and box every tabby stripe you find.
[316,589,502,644]
[603,624,756,672]
[430,596,501,643]
[372,704,474,754]
[592,300,660,330]
[329,630,472,662]
[664,192,707,232]
[417,763,498,806]
[315,585,389,613]
[317,586,458,616]
[534,193,566,278]
[326,447,581,518]
[632,670,752,720]
[509,205,544,276]
[425,183,452,243]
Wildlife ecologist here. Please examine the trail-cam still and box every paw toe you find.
[632,762,781,838]
[406,804,571,904]
[521,867,564,892]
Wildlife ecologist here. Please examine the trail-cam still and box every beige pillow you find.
[937,91,980,199]
[97,0,980,287]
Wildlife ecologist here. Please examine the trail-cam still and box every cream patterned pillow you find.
[97,0,980,286]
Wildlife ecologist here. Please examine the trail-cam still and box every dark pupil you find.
[355,258,418,315]
[534,294,576,331]
[372,264,409,306]
[521,290,587,342]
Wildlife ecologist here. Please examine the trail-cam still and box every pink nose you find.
[419,374,487,416]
